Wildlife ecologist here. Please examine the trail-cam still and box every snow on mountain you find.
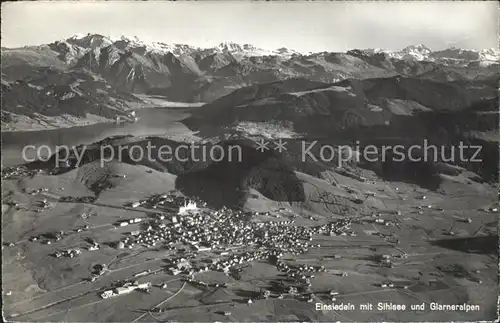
[66,33,114,49]
[359,45,431,61]
[149,43,202,56]
[106,35,200,57]
[479,48,500,63]
[53,35,302,61]
[10,33,498,66]
[49,41,90,65]
[361,44,498,65]
[398,44,432,60]
[377,44,432,61]
[216,42,249,53]
[49,34,116,65]
[275,47,302,57]
[215,42,301,58]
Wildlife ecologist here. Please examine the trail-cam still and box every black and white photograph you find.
[1,1,499,321]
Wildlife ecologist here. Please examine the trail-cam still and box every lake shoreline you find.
[1,107,199,167]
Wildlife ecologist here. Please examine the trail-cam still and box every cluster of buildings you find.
[115,110,139,124]
[27,187,49,196]
[59,196,97,204]
[114,204,320,260]
[310,218,355,237]
[52,237,99,258]
[26,225,91,247]
[100,281,151,299]
[54,248,82,258]
[1,166,42,180]
[9,181,492,306]
[95,194,373,304]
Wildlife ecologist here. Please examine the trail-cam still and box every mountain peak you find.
[65,33,113,49]
[218,42,242,51]
[403,44,430,50]
[401,44,431,54]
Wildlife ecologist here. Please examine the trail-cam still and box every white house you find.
[178,200,199,215]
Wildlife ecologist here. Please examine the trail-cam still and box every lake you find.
[1,108,196,166]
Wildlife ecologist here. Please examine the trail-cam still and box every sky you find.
[2,1,498,52]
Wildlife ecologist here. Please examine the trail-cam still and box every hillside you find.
[1,45,144,131]
[183,75,498,185]
[184,75,497,133]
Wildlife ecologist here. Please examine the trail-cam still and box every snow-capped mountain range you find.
[3,33,498,106]
[371,44,432,61]
[56,34,302,63]
[2,33,498,133]
[365,44,499,65]
[48,33,498,64]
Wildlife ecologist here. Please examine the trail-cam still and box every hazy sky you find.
[2,1,498,52]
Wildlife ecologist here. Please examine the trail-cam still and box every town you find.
[2,149,498,323]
